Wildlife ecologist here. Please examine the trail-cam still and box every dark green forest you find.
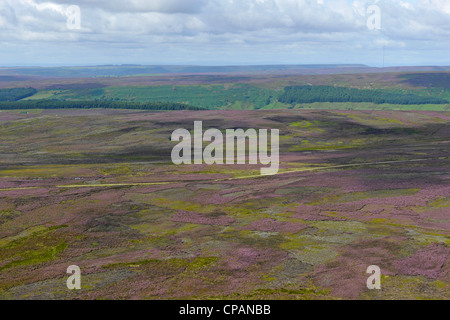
[1,84,449,111]
[0,100,202,111]
[0,88,38,102]
[278,86,449,105]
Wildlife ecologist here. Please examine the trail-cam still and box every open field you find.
[0,108,448,299]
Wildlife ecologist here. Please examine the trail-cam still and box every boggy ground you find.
[0,108,448,299]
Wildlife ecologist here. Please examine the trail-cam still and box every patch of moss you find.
[427,197,450,208]
[187,257,219,271]
[0,240,68,271]
[104,257,190,270]
[226,285,333,300]
[0,224,69,270]
[360,275,449,300]
[98,164,132,176]
[307,189,420,205]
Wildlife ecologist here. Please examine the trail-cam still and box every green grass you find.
[23,90,67,100]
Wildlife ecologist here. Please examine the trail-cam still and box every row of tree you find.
[0,100,203,110]
[0,88,38,102]
[278,86,449,105]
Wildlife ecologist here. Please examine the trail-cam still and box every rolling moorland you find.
[0,65,448,299]
[1,65,450,111]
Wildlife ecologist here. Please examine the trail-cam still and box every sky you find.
[0,0,449,67]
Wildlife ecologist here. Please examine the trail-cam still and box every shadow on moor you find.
[0,108,448,299]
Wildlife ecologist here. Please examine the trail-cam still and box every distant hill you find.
[1,64,450,79]
[0,64,372,78]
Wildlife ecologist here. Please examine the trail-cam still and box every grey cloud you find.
[0,0,449,66]
[2,0,450,41]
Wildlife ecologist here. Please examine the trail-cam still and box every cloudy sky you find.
[0,0,449,67]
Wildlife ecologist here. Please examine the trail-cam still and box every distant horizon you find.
[2,63,450,69]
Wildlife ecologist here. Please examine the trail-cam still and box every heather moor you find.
[0,0,449,302]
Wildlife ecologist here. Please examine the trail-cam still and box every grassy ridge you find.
[4,80,450,111]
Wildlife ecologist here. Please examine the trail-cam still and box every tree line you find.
[278,85,449,105]
[0,100,203,111]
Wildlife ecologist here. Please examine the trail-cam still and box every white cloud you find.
[33,0,208,13]
[0,0,449,66]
